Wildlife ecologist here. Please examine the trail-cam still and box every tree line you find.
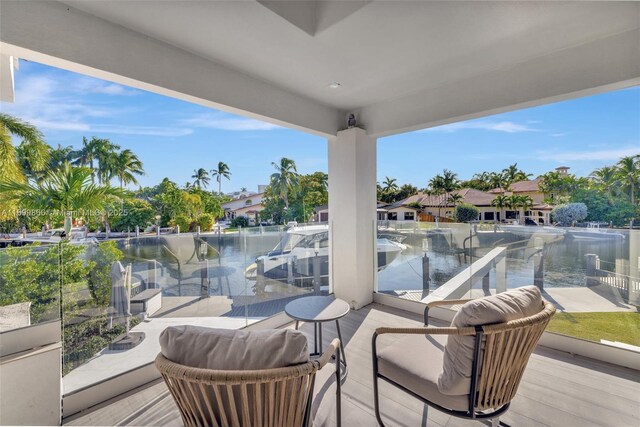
[0,114,232,232]
[376,160,639,225]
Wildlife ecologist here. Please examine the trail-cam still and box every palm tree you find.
[111,149,144,189]
[73,137,98,182]
[590,166,619,200]
[615,155,639,205]
[270,157,299,209]
[94,139,121,186]
[382,177,398,193]
[211,161,231,195]
[191,168,210,189]
[0,162,124,233]
[505,194,534,223]
[487,172,505,190]
[49,145,76,171]
[440,169,460,192]
[517,195,535,223]
[447,192,464,206]
[73,137,120,185]
[0,113,49,183]
[429,170,460,217]
[319,173,328,192]
[381,176,399,203]
[502,163,531,187]
[491,195,509,222]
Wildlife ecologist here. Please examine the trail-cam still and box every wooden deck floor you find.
[64,303,640,427]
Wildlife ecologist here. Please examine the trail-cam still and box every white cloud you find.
[73,77,139,96]
[182,113,282,131]
[2,72,187,138]
[421,120,538,134]
[538,145,640,162]
[550,133,567,137]
[90,124,192,137]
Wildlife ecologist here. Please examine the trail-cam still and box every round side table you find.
[285,295,350,380]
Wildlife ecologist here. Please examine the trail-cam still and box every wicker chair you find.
[156,338,341,427]
[372,298,556,426]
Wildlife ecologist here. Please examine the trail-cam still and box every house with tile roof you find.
[388,187,553,224]
[221,192,265,224]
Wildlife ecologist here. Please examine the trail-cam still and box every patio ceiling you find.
[1,1,639,137]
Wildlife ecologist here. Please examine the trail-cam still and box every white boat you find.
[13,228,99,245]
[567,223,625,240]
[245,225,405,286]
[500,225,567,236]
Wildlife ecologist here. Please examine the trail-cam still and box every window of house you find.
[404,211,415,221]
[484,212,494,221]
[388,212,398,220]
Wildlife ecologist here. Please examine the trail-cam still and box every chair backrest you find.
[156,354,322,427]
[473,299,556,411]
[161,235,199,265]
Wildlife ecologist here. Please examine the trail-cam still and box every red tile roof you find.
[490,178,542,194]
[391,188,496,208]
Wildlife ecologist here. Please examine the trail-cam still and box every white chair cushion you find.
[377,334,469,412]
[159,326,309,370]
[438,286,543,395]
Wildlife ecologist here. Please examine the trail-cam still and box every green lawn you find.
[546,311,640,346]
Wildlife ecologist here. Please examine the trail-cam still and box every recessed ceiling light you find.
[328,82,342,89]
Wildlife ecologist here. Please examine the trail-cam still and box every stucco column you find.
[328,127,377,309]
[628,231,639,305]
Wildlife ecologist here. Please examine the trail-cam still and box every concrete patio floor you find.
[64,303,640,426]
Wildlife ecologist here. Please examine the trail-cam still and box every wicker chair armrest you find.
[424,299,472,325]
[375,326,476,336]
[316,338,340,369]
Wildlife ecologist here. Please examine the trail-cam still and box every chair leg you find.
[372,332,385,426]
[372,372,384,427]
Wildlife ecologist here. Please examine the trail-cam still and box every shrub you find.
[171,214,191,232]
[197,213,215,232]
[551,203,588,226]
[63,315,141,375]
[110,199,156,232]
[230,216,250,228]
[0,242,89,322]
[87,241,124,306]
[454,204,480,222]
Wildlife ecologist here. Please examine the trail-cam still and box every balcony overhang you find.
[0,54,16,103]
[1,1,638,137]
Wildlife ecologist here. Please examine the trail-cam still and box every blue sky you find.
[1,61,638,191]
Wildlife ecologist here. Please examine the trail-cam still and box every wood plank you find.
[64,303,640,427]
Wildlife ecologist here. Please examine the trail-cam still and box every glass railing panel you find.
[241,223,330,320]
[376,220,474,301]
[457,224,639,348]
[375,219,639,349]
[0,241,61,332]
[59,223,330,389]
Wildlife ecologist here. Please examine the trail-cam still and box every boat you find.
[566,223,625,240]
[500,224,567,236]
[245,224,405,286]
[8,228,99,246]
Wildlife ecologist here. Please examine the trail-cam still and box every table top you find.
[285,296,350,322]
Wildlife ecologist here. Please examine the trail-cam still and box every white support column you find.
[0,54,16,103]
[328,127,377,309]
[628,231,639,306]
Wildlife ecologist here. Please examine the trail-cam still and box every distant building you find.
[489,167,570,204]
[385,188,553,224]
[226,185,268,200]
[314,202,389,222]
[221,192,265,224]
